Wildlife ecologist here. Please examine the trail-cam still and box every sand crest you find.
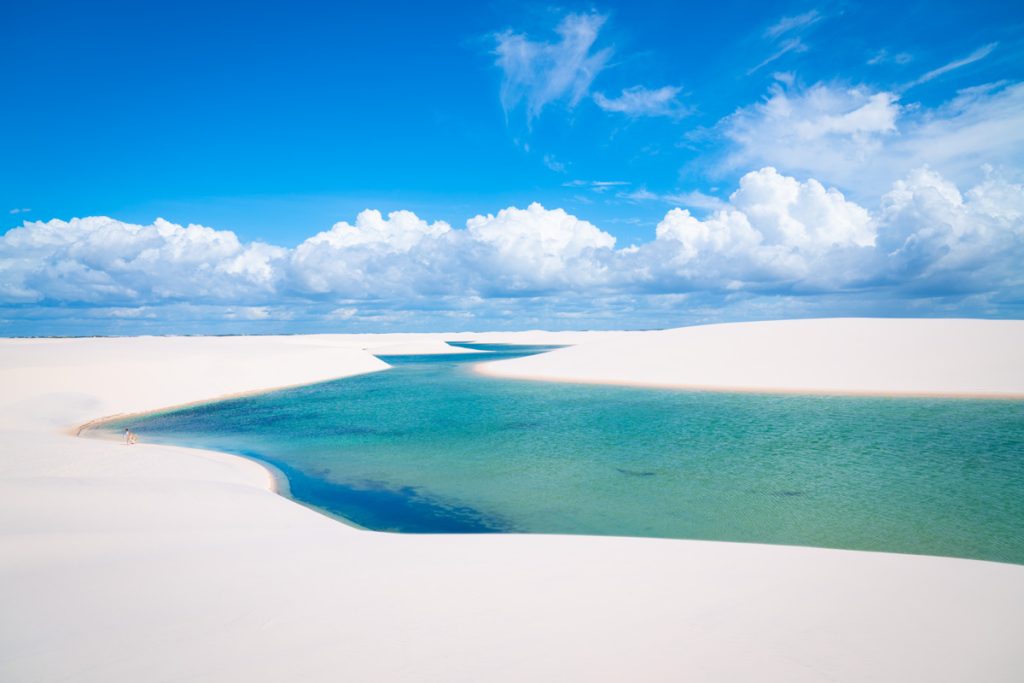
[477,318,1024,397]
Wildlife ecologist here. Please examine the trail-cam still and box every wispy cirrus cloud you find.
[493,13,612,123]
[868,49,913,66]
[748,38,808,75]
[620,188,728,212]
[764,10,821,39]
[493,14,689,125]
[593,85,690,119]
[901,42,998,91]
[543,154,567,172]
[749,9,824,75]
[563,179,630,193]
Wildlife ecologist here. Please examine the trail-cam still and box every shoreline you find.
[474,363,1024,400]
[72,368,394,437]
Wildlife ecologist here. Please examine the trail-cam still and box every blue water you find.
[101,343,1024,563]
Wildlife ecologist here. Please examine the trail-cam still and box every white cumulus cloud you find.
[2,169,1020,332]
[465,202,616,294]
[637,168,875,291]
[722,84,900,186]
[729,167,875,250]
[634,166,1023,298]
[720,80,1024,199]
[291,209,455,297]
[0,216,285,304]
[876,167,1024,295]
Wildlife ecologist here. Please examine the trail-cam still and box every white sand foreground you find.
[1,326,1023,682]
[478,318,1024,397]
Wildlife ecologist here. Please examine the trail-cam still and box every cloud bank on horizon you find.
[2,3,1022,333]
[4,165,1021,332]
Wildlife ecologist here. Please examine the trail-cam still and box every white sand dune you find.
[0,336,391,431]
[1,327,1023,682]
[449,329,630,345]
[478,318,1024,397]
[363,339,481,355]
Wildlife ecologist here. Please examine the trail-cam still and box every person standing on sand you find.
[123,428,130,445]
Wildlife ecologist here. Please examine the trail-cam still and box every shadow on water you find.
[616,468,658,477]
[235,449,512,533]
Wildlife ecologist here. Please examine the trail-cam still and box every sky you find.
[2,0,1023,334]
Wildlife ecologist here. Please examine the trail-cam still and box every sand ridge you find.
[477,318,1024,397]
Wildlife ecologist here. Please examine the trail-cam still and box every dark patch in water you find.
[503,420,544,430]
[743,488,807,498]
[326,425,393,436]
[616,467,657,477]
[235,449,510,533]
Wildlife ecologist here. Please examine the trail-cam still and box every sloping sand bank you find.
[1,330,1023,682]
[477,318,1024,397]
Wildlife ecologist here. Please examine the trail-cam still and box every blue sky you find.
[2,0,1023,334]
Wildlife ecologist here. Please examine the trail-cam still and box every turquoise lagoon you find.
[102,344,1024,564]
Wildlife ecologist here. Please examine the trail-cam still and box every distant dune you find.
[477,318,1024,397]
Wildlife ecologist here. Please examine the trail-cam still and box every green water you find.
[102,343,1024,563]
